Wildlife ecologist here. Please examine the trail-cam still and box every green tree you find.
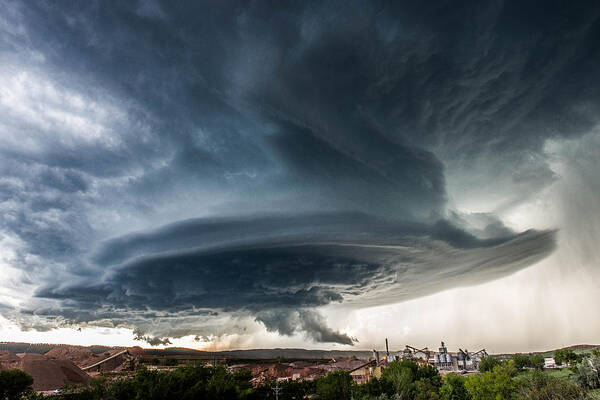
[414,378,440,400]
[281,379,315,400]
[511,354,530,371]
[206,365,240,399]
[0,370,34,400]
[440,373,470,400]
[477,356,500,373]
[381,360,417,398]
[231,369,253,398]
[254,379,316,400]
[107,377,136,400]
[354,377,384,400]
[57,363,253,400]
[517,370,586,399]
[554,348,579,366]
[528,354,544,371]
[572,353,600,389]
[414,364,442,400]
[23,392,45,400]
[464,362,517,400]
[416,364,440,381]
[316,370,354,400]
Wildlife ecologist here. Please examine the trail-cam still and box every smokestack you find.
[385,338,389,357]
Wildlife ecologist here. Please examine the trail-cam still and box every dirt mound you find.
[45,347,93,365]
[0,350,21,371]
[0,350,19,361]
[128,346,145,356]
[18,354,89,391]
[19,353,45,360]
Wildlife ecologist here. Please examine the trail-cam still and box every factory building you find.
[434,342,453,368]
[400,341,488,372]
[349,360,382,385]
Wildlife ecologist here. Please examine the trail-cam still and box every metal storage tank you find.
[445,353,452,363]
[434,354,440,365]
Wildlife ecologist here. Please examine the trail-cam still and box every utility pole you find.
[272,380,282,400]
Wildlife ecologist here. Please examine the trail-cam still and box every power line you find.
[272,380,282,400]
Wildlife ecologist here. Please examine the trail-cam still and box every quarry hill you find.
[1,342,598,360]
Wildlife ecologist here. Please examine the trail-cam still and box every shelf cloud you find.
[33,213,554,344]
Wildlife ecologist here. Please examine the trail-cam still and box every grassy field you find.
[515,368,600,398]
[514,367,572,382]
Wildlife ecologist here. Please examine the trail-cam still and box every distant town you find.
[0,340,592,394]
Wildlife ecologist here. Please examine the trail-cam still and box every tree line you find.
[1,350,600,400]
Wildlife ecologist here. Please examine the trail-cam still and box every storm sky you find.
[0,0,599,352]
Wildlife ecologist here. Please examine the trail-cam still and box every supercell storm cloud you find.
[0,1,599,346]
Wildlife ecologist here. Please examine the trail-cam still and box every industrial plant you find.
[377,339,487,370]
[0,340,488,391]
[355,339,488,384]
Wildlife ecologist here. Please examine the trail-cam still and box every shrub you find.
[0,370,34,400]
[316,370,355,400]
[529,354,545,371]
[517,370,586,399]
[477,356,500,373]
[555,349,580,366]
[511,354,530,371]
[440,373,469,400]
[465,362,517,400]
[572,354,600,389]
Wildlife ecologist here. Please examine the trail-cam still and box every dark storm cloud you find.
[34,214,555,343]
[255,310,357,346]
[1,0,598,343]
[134,331,172,347]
